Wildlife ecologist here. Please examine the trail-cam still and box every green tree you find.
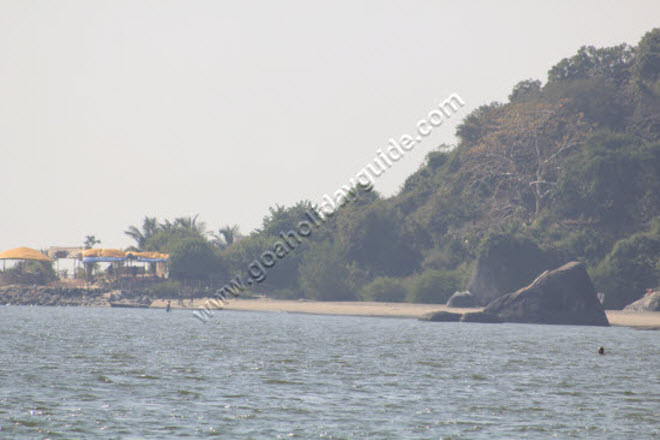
[630,28,660,141]
[168,237,225,282]
[632,28,660,84]
[543,77,626,130]
[405,269,462,304]
[217,232,302,293]
[337,201,421,277]
[592,231,660,309]
[509,79,542,102]
[298,241,354,301]
[140,215,209,253]
[145,227,205,253]
[455,102,503,146]
[260,201,318,237]
[547,44,635,85]
[83,235,101,249]
[358,276,406,302]
[553,133,660,235]
[210,224,240,248]
[4,260,57,285]
[173,214,206,234]
[124,216,159,251]
[248,201,331,293]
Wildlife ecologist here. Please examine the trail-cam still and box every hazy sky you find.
[1,0,658,251]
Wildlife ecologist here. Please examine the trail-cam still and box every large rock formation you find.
[483,261,609,326]
[446,291,477,308]
[623,290,660,312]
[466,234,560,306]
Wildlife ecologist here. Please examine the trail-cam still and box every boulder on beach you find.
[484,261,610,326]
[420,311,462,322]
[466,234,560,306]
[623,290,660,312]
[446,291,477,308]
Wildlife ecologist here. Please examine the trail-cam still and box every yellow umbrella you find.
[129,251,169,260]
[0,247,52,262]
[81,249,126,259]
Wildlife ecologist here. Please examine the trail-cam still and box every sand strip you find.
[150,297,660,329]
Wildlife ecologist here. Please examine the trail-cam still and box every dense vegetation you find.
[117,29,660,309]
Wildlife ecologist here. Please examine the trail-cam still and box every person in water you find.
[598,346,604,355]
[166,300,171,312]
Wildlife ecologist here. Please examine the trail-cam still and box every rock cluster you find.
[483,262,609,326]
[466,238,559,306]
[422,262,610,326]
[0,285,107,307]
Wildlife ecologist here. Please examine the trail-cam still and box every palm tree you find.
[84,235,101,249]
[124,226,146,251]
[210,224,240,248]
[124,216,159,251]
[82,235,101,282]
[174,214,206,234]
[159,218,175,232]
[220,225,239,245]
[142,217,159,237]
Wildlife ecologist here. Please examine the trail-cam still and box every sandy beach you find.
[151,297,660,329]
[603,310,660,329]
[152,297,478,318]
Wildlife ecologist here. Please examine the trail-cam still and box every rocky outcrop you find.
[466,235,560,306]
[420,311,462,322]
[623,290,660,312]
[483,261,609,326]
[446,291,477,308]
[0,285,108,306]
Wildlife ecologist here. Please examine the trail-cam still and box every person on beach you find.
[166,300,171,312]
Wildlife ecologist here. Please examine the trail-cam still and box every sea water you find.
[0,306,658,439]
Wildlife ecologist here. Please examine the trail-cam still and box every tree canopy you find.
[119,29,659,308]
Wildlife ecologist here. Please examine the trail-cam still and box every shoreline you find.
[150,297,660,329]
[2,284,658,329]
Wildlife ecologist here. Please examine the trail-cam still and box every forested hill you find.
[125,28,660,310]
[380,27,660,307]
